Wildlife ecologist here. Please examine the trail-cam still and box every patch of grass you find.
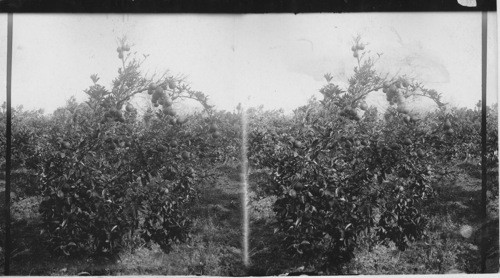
[12,196,41,221]
[113,216,244,276]
[249,191,276,222]
[457,161,482,179]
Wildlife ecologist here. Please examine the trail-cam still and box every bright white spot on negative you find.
[459,225,474,238]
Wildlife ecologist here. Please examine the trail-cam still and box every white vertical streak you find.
[241,105,250,267]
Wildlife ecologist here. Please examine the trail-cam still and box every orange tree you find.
[249,37,445,274]
[421,106,480,162]
[485,104,498,199]
[424,103,498,197]
[37,38,219,257]
[0,104,51,197]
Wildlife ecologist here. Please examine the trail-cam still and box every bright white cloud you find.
[0,13,497,114]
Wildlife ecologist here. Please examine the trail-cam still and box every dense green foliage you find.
[0,38,242,258]
[248,37,498,274]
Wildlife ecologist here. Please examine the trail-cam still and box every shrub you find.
[37,37,210,257]
[249,36,443,274]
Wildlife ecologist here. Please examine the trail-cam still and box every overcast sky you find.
[0,13,497,114]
